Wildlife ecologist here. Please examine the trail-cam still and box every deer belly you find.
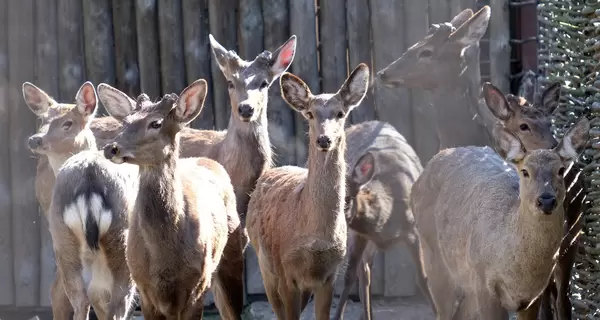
[287,241,346,290]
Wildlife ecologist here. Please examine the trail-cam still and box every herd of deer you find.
[20,4,590,320]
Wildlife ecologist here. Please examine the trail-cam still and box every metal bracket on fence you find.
[510,37,538,44]
[509,1,537,6]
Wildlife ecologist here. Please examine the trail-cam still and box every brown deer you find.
[246,63,370,320]
[410,118,589,320]
[24,81,137,319]
[103,81,245,320]
[377,6,578,318]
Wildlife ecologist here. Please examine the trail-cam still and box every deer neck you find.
[303,136,347,238]
[48,129,98,176]
[136,139,184,227]
[224,104,272,169]
[431,47,492,149]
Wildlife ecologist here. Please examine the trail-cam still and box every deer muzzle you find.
[28,135,43,151]
[537,193,557,214]
[103,142,130,164]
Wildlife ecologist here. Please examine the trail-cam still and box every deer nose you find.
[316,135,332,150]
[28,135,43,149]
[103,143,120,160]
[537,193,557,214]
[238,104,254,119]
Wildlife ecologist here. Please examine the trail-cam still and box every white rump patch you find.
[63,193,113,245]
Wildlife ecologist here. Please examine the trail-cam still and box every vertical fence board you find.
[8,0,40,306]
[263,0,295,166]
[289,0,319,166]
[35,0,59,306]
[157,0,185,95]
[450,0,463,17]
[347,0,375,125]
[208,0,237,130]
[369,1,413,145]
[135,0,161,100]
[489,0,510,93]
[112,0,141,98]
[182,0,215,130]
[429,0,451,24]
[406,1,437,163]
[83,0,115,116]
[239,0,266,296]
[0,0,13,306]
[319,0,347,94]
[57,0,86,101]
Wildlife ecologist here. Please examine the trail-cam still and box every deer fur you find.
[103,81,245,320]
[333,121,425,320]
[246,63,369,320]
[24,81,137,320]
[410,118,589,320]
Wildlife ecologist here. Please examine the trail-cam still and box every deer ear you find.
[97,83,136,121]
[449,8,474,28]
[538,82,561,116]
[74,81,98,124]
[280,72,312,113]
[209,34,237,74]
[22,82,56,116]
[352,152,376,186]
[270,35,297,77]
[517,70,537,104]
[556,118,589,163]
[493,124,525,163]
[483,82,513,121]
[449,5,490,47]
[175,79,208,125]
[338,63,369,111]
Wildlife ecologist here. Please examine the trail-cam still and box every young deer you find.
[410,118,589,320]
[25,81,137,319]
[246,63,369,320]
[103,81,245,320]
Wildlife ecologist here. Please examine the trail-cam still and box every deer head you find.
[377,6,490,90]
[280,63,369,152]
[24,81,98,156]
[483,82,560,157]
[495,118,589,215]
[210,34,296,122]
[102,80,208,166]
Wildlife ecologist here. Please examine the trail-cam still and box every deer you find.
[102,80,245,320]
[377,6,580,318]
[246,63,370,320]
[23,81,137,320]
[409,117,589,320]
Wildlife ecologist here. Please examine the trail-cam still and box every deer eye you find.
[260,80,269,90]
[558,167,566,176]
[418,49,433,59]
[519,123,530,131]
[227,81,235,90]
[62,120,73,130]
[337,111,345,119]
[306,111,314,119]
[521,169,530,178]
[148,120,162,130]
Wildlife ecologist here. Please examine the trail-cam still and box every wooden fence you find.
[0,0,511,310]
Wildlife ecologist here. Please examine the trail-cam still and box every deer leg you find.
[105,275,136,319]
[213,227,245,320]
[280,282,302,320]
[300,291,311,312]
[357,258,372,320]
[55,249,90,320]
[517,297,542,320]
[421,242,459,320]
[51,271,73,320]
[182,293,204,320]
[314,279,335,320]
[333,232,368,320]
[405,230,435,313]
[138,290,166,320]
[259,263,285,320]
[554,244,576,320]
[539,283,555,320]
[474,292,507,320]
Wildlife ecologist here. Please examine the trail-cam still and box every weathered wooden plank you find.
[429,0,451,24]
[405,0,437,163]
[319,0,347,94]
[208,0,237,130]
[263,0,295,166]
[181,0,215,129]
[0,0,13,306]
[83,0,115,115]
[34,0,59,306]
[346,0,376,125]
[450,0,463,17]
[57,0,86,101]
[369,0,413,145]
[157,0,185,95]
[9,0,40,306]
[135,0,161,100]
[489,0,510,93]
[289,0,319,165]
[112,0,141,98]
